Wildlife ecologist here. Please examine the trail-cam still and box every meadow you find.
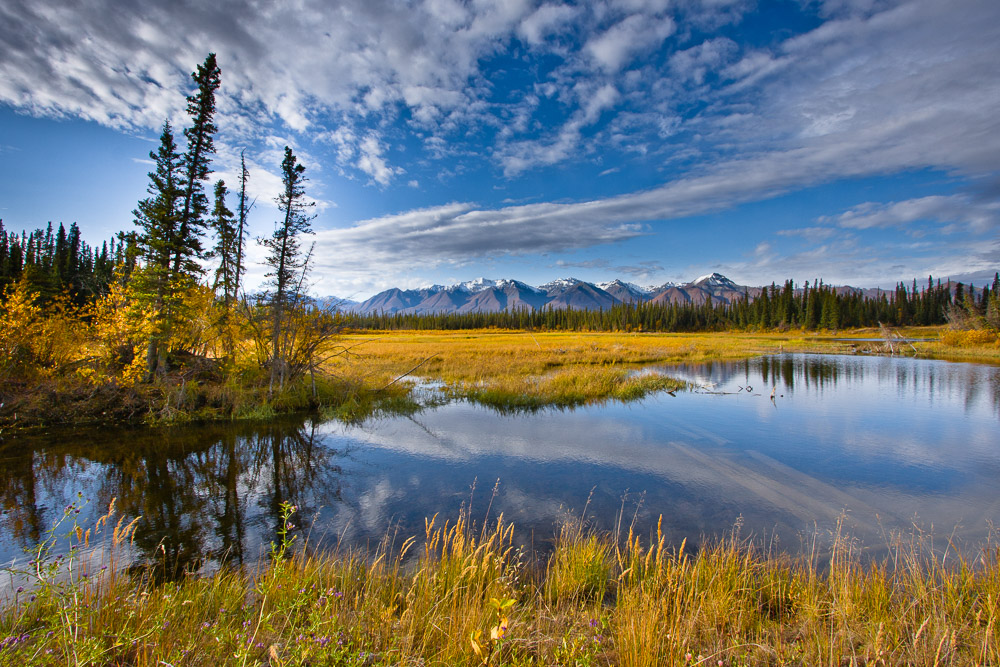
[1,499,997,666]
[3,325,998,429]
[326,326,998,413]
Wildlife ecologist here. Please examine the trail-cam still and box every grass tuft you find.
[2,503,998,666]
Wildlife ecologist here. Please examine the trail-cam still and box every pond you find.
[1,354,998,575]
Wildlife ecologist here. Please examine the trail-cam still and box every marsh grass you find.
[2,501,997,666]
[330,327,1000,414]
[7,326,995,429]
[330,330,794,412]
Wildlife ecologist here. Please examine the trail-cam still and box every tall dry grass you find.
[2,501,997,666]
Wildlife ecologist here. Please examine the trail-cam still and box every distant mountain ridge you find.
[343,272,770,315]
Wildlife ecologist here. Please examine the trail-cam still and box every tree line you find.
[1,52,998,412]
[343,276,1000,333]
[0,54,335,402]
[0,220,127,304]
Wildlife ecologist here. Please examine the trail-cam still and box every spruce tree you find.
[261,147,315,394]
[133,121,184,376]
[171,53,221,282]
[234,150,253,299]
[209,180,238,304]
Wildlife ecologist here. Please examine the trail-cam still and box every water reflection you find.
[1,355,998,572]
[0,419,345,574]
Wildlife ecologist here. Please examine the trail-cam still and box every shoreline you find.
[2,326,997,432]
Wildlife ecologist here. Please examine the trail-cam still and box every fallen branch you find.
[378,354,438,392]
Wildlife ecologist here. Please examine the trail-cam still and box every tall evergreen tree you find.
[261,147,315,394]
[171,53,222,282]
[233,150,253,299]
[209,180,238,304]
[133,121,184,376]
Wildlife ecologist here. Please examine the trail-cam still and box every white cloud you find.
[497,82,620,176]
[669,37,738,85]
[825,195,999,233]
[518,3,580,45]
[356,133,402,186]
[3,0,1000,293]
[585,14,676,71]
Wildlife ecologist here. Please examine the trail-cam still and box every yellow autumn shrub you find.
[940,329,999,347]
[88,275,155,385]
[0,279,45,380]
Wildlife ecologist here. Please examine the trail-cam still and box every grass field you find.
[327,326,999,412]
[3,330,998,663]
[3,326,996,429]
[1,501,997,666]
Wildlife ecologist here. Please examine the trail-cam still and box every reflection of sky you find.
[2,355,998,569]
[320,355,1000,552]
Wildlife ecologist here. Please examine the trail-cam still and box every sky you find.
[1,0,998,299]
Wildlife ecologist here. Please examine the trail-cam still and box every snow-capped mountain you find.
[538,277,584,295]
[693,272,741,289]
[341,273,756,315]
[598,279,657,304]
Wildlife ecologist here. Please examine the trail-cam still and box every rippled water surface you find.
[2,354,998,571]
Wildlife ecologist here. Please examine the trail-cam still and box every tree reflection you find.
[0,418,344,577]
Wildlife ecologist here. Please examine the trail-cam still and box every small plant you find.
[470,596,515,665]
[1,496,140,665]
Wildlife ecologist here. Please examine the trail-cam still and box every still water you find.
[1,354,998,572]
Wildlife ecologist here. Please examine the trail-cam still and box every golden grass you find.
[5,326,996,429]
[2,503,997,666]
[327,327,1000,411]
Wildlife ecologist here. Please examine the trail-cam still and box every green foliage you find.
[209,179,239,304]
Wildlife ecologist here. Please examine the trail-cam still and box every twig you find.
[378,354,438,391]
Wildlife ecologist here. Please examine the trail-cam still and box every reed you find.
[2,501,997,666]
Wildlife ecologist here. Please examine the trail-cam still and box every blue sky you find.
[1,0,998,298]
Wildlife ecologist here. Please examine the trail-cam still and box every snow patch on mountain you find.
[539,277,584,293]
[598,279,656,295]
[694,272,738,288]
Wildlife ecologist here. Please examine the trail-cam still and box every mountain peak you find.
[350,273,751,314]
[456,277,498,293]
[539,277,583,292]
[693,272,737,287]
[598,279,656,297]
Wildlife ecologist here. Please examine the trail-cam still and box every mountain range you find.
[336,273,764,315]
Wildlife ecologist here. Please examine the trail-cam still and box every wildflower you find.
[490,617,509,641]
